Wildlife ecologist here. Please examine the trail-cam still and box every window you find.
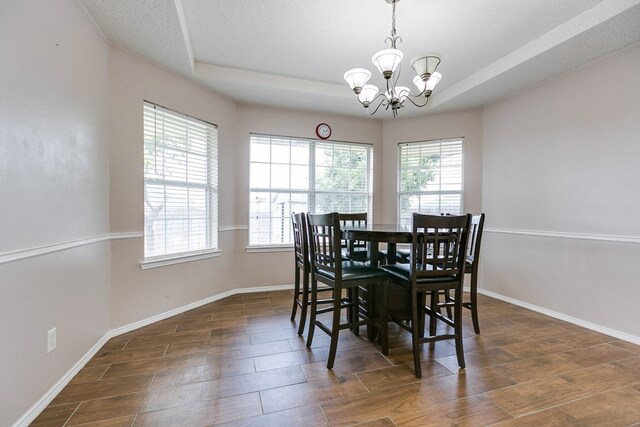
[398,138,463,225]
[143,102,218,259]
[249,134,373,246]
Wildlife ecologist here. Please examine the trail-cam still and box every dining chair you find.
[290,212,334,336]
[290,212,311,336]
[438,213,485,333]
[337,212,369,262]
[306,212,388,369]
[380,213,471,378]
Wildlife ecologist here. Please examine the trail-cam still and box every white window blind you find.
[398,138,463,225]
[143,102,218,258]
[249,135,373,246]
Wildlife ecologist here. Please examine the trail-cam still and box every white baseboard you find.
[109,284,294,337]
[13,283,294,427]
[12,333,113,427]
[478,288,640,345]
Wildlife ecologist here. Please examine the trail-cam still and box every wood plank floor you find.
[32,290,640,426]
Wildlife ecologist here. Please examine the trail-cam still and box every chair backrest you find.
[338,212,368,256]
[410,213,471,281]
[307,212,342,278]
[338,212,368,228]
[466,213,485,265]
[291,212,309,269]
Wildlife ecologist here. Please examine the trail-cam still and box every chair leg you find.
[379,281,389,355]
[444,289,453,319]
[290,265,300,321]
[349,287,359,336]
[454,287,466,369]
[429,290,438,337]
[326,287,343,370]
[410,289,422,378]
[306,277,318,348]
[417,291,426,338]
[469,274,480,334]
[297,270,309,336]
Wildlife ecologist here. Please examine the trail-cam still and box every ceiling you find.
[80,0,640,119]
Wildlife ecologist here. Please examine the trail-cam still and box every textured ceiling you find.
[80,0,640,118]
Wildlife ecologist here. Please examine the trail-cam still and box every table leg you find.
[387,242,397,264]
[367,239,380,341]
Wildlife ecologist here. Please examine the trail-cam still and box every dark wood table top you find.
[342,223,413,243]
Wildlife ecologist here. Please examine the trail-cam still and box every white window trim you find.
[245,245,294,253]
[140,248,222,270]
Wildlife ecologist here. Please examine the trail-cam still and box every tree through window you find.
[249,135,373,246]
[397,138,463,225]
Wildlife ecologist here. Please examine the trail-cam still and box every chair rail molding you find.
[485,227,640,244]
[0,232,143,265]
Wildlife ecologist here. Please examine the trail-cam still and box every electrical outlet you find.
[47,327,56,353]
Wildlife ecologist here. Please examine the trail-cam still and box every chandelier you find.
[343,0,442,117]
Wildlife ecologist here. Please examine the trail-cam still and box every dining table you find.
[341,223,415,340]
[341,222,413,266]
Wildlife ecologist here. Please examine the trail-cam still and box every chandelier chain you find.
[387,0,402,49]
[391,1,396,38]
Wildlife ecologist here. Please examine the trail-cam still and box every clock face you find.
[316,123,331,140]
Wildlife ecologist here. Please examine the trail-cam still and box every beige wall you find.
[0,0,111,425]
[482,42,640,338]
[380,108,484,223]
[107,44,240,328]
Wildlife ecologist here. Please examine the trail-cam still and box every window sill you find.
[140,249,222,270]
[245,245,293,253]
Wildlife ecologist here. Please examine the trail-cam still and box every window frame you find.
[248,133,374,249]
[141,101,220,268]
[397,137,465,225]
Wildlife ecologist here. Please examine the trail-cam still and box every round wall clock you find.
[316,123,331,140]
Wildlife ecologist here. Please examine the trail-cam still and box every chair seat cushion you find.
[395,248,411,259]
[342,248,388,263]
[345,247,369,262]
[317,261,387,282]
[379,248,410,263]
[379,263,457,285]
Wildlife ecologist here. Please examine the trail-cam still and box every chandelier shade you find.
[344,0,443,117]
[372,49,403,77]
[358,84,380,105]
[413,72,441,93]
[410,54,442,79]
[387,86,410,102]
[425,72,442,91]
[344,68,371,92]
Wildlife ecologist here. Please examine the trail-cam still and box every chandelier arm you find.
[357,92,387,108]
[403,94,431,108]
[393,62,402,86]
[366,95,389,115]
